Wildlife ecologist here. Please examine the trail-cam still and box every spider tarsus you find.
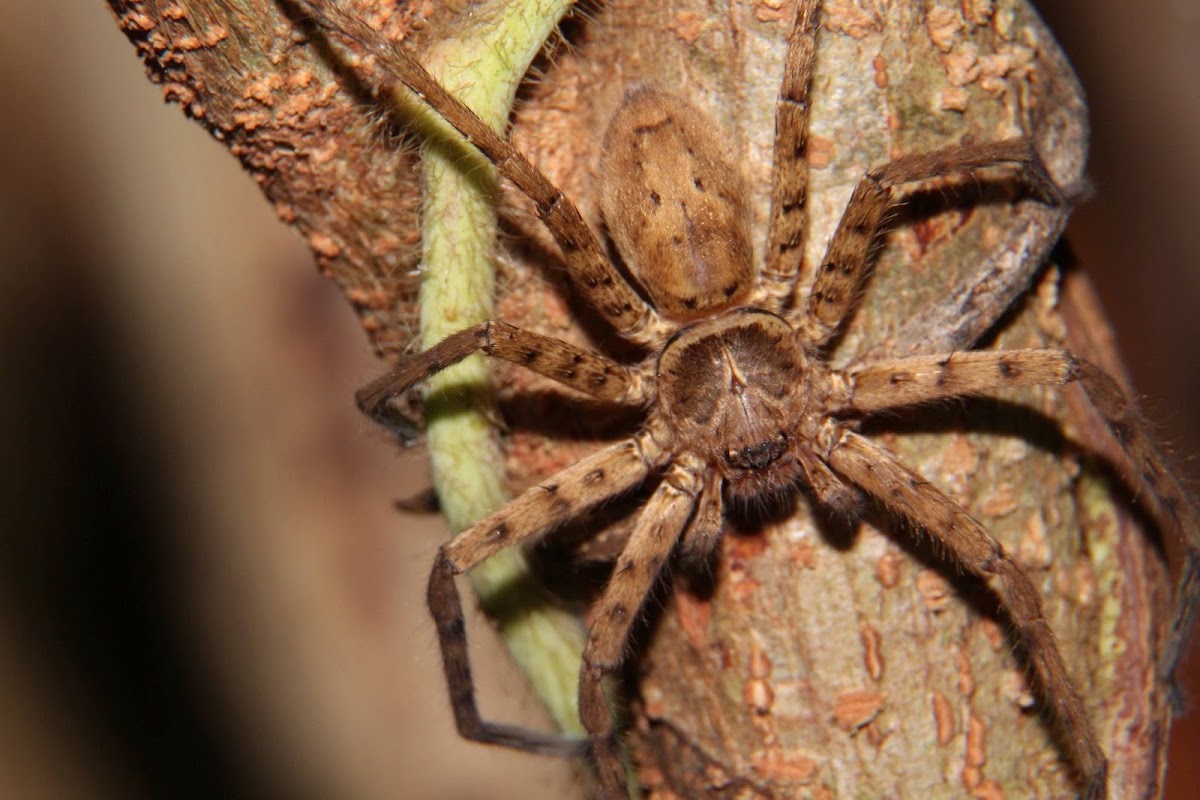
[578,666,629,799]
[587,733,630,800]
[1164,552,1200,696]
[1080,761,1109,800]
[427,548,588,757]
[395,486,439,514]
[481,724,589,758]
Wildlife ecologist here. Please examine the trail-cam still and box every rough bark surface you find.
[107,0,1173,798]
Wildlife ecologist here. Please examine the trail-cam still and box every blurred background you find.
[0,1,1195,798]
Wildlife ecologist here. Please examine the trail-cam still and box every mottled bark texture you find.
[107,0,1173,797]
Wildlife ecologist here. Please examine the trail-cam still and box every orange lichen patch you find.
[824,0,880,38]
[145,30,169,54]
[962,766,982,793]
[917,569,952,612]
[991,6,1015,39]
[807,134,835,168]
[752,0,787,23]
[119,11,156,32]
[972,780,1005,800]
[859,622,883,680]
[926,6,963,52]
[175,34,204,51]
[744,679,775,716]
[309,231,342,258]
[717,641,736,671]
[702,762,733,788]
[675,587,713,651]
[979,483,1018,518]
[345,288,372,306]
[931,690,955,744]
[1018,511,1053,568]
[202,26,229,46]
[307,139,341,166]
[730,574,763,604]
[956,648,976,695]
[162,82,197,107]
[231,109,271,131]
[965,711,988,770]
[748,637,772,679]
[832,689,885,732]
[942,44,982,86]
[668,10,704,43]
[963,0,995,26]
[749,749,818,783]
[977,617,1005,651]
[370,232,406,259]
[939,86,971,112]
[871,54,888,88]
[642,684,667,718]
[978,48,1033,94]
[635,762,666,793]
[278,81,340,120]
[875,550,901,588]
[788,536,817,569]
[274,201,297,224]
[344,287,391,311]
[939,434,979,481]
[505,431,579,478]
[243,74,283,106]
[909,216,949,257]
[727,532,769,563]
[286,69,316,91]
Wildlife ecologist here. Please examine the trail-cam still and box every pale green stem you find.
[406,0,585,737]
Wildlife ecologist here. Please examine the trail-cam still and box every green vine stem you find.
[410,0,586,737]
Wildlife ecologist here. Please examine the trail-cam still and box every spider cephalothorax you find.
[654,310,818,501]
[294,1,1200,798]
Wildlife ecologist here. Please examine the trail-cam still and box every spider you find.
[295,0,1200,797]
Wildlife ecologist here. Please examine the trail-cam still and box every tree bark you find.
[107,0,1173,797]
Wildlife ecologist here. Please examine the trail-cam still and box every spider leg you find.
[294,0,668,348]
[427,433,666,757]
[792,139,1062,348]
[794,445,865,518]
[355,320,646,423]
[824,429,1107,799]
[758,0,821,312]
[842,348,1200,682]
[579,463,702,799]
[677,474,724,568]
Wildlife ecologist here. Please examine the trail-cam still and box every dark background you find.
[1032,1,1200,793]
[0,1,1195,798]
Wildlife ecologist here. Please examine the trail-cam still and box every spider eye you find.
[725,436,787,471]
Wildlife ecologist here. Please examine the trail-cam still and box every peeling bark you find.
[106,0,1172,797]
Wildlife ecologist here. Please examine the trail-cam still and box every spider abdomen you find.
[599,88,754,321]
[656,310,811,495]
